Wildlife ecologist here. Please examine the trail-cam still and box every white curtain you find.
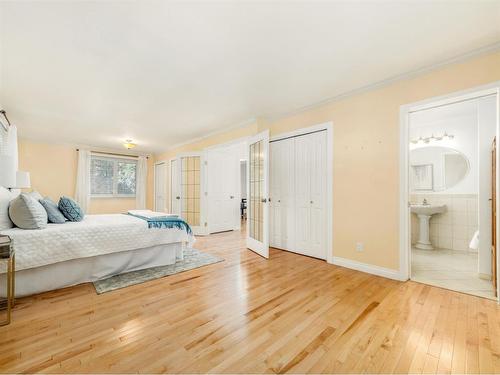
[136,156,147,209]
[0,124,18,187]
[75,149,91,212]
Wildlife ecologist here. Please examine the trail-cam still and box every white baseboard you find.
[330,256,406,281]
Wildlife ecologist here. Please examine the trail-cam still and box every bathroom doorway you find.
[401,84,500,300]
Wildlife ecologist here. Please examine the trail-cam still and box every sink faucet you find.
[422,198,429,205]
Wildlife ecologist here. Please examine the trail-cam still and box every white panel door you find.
[207,145,238,233]
[247,130,270,258]
[294,134,312,255]
[154,162,166,212]
[170,159,181,215]
[308,131,327,258]
[294,131,327,259]
[270,137,295,250]
[270,141,282,248]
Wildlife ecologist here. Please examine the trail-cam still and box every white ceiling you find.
[0,1,499,153]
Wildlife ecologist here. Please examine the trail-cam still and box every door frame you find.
[269,121,334,264]
[153,160,167,212]
[205,137,248,233]
[176,151,209,236]
[246,130,270,258]
[399,81,500,301]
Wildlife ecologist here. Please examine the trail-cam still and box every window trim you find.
[90,154,138,198]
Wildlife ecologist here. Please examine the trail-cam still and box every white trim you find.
[204,138,248,233]
[246,130,270,258]
[270,122,331,142]
[269,42,500,122]
[332,256,405,281]
[203,135,249,151]
[270,121,334,264]
[89,154,137,199]
[16,137,152,157]
[399,81,500,301]
[399,107,410,281]
[153,43,500,157]
[167,157,178,214]
[90,151,140,161]
[153,160,167,212]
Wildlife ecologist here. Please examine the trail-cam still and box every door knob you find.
[176,196,180,200]
[310,200,314,204]
[230,196,234,199]
[261,198,267,203]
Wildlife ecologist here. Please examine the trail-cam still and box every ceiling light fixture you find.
[123,139,136,149]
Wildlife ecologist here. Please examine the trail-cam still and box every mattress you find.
[0,214,195,273]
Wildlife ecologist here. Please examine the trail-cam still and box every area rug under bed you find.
[93,248,224,294]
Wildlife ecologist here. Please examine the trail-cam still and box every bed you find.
[0,213,195,296]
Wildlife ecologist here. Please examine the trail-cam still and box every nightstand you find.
[0,235,14,326]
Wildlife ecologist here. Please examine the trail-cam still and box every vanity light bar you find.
[410,132,454,144]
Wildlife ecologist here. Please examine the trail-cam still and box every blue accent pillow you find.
[58,196,84,222]
[39,197,66,224]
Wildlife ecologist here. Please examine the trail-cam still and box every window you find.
[90,155,137,197]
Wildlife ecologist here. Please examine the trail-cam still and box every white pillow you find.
[9,193,48,230]
[0,186,16,230]
[28,190,43,201]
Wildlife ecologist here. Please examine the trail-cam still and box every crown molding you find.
[159,117,257,155]
[267,41,500,121]
[18,136,152,158]
[157,42,500,155]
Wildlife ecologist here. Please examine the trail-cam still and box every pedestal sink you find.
[411,204,447,250]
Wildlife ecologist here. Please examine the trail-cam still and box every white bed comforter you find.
[0,214,195,273]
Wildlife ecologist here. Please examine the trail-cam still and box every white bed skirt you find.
[0,242,184,297]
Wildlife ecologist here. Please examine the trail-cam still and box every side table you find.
[0,234,14,326]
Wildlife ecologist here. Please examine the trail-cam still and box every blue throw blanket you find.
[127,213,192,235]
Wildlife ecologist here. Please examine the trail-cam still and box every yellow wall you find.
[18,139,155,214]
[156,51,500,271]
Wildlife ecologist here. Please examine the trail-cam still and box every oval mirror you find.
[410,146,469,192]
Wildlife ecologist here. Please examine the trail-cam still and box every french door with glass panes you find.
[172,153,207,235]
[246,130,270,258]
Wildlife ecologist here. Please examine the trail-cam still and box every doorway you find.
[240,160,247,230]
[170,158,180,216]
[401,83,500,300]
[206,141,246,234]
[154,161,166,212]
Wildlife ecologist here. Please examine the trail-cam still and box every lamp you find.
[0,156,16,187]
[15,171,31,189]
[123,139,136,150]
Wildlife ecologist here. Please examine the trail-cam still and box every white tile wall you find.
[411,194,478,252]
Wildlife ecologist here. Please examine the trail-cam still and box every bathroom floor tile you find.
[411,247,495,300]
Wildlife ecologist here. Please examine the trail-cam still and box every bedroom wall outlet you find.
[356,242,364,252]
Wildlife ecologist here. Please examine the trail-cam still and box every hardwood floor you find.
[1,229,500,373]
